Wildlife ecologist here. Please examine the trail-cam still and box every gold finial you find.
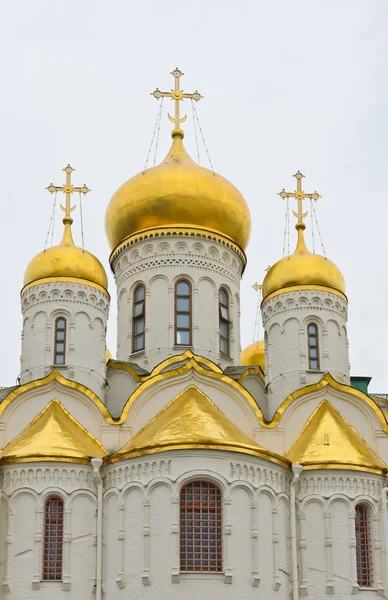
[46,164,90,225]
[252,282,262,292]
[151,68,203,135]
[278,171,321,232]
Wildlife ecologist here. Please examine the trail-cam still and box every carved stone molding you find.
[230,462,289,493]
[298,473,384,500]
[104,460,172,489]
[1,465,94,494]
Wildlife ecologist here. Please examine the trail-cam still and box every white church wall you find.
[101,450,289,599]
[102,492,119,597]
[262,288,350,417]
[297,470,385,598]
[112,235,244,371]
[106,367,140,418]
[20,280,109,399]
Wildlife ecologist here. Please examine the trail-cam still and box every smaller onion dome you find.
[241,340,265,371]
[262,225,345,303]
[24,216,108,293]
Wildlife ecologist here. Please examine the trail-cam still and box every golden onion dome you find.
[105,129,251,255]
[24,217,108,293]
[262,226,345,303]
[241,340,265,371]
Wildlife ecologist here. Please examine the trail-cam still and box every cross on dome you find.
[46,164,90,224]
[278,171,321,231]
[151,68,203,133]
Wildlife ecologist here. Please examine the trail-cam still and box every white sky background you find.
[0,1,387,391]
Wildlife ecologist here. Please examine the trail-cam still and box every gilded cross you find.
[46,165,90,221]
[151,68,203,130]
[252,282,262,292]
[278,171,321,228]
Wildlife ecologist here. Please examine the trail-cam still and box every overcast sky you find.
[0,1,387,391]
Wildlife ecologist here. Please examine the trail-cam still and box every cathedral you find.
[0,68,387,600]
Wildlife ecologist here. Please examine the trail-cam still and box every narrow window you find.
[307,323,320,369]
[219,287,230,355]
[54,318,66,365]
[355,503,373,587]
[42,496,64,581]
[132,284,145,352]
[175,280,192,345]
[180,481,222,572]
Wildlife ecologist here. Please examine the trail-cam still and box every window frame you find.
[53,317,67,366]
[42,495,64,581]
[132,283,146,353]
[355,503,373,588]
[219,287,230,356]
[180,480,223,573]
[307,322,320,370]
[174,279,192,346]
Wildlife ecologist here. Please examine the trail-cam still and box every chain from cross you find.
[151,68,203,130]
[46,165,90,220]
[278,171,321,228]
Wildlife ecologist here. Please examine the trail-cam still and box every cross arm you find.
[72,185,91,195]
[46,184,64,194]
[278,190,297,199]
[151,88,173,100]
[303,192,321,201]
[182,91,203,102]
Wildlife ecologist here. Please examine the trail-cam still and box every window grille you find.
[132,284,145,352]
[175,280,192,345]
[42,496,64,581]
[219,288,230,355]
[54,318,66,365]
[180,481,222,572]
[356,503,373,587]
[307,322,320,369]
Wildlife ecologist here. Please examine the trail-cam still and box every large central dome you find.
[105,129,251,253]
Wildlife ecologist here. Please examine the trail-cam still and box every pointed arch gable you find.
[266,373,388,432]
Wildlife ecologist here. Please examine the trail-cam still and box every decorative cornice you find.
[21,276,110,299]
[261,284,347,308]
[109,226,247,270]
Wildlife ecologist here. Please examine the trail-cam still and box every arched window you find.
[54,318,66,365]
[132,284,145,352]
[219,287,230,355]
[355,503,373,587]
[307,323,320,369]
[42,496,64,581]
[175,280,192,346]
[180,481,222,572]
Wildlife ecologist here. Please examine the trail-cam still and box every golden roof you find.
[108,385,289,467]
[23,219,108,293]
[105,129,251,254]
[262,227,345,303]
[241,340,265,371]
[286,400,386,474]
[0,399,107,465]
